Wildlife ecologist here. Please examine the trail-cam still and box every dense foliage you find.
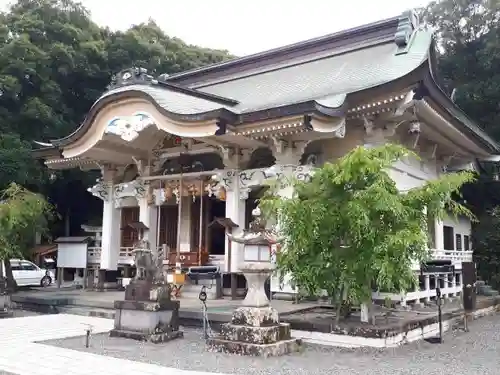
[260,145,474,320]
[473,207,500,288]
[0,183,55,289]
[422,0,500,282]
[0,0,232,238]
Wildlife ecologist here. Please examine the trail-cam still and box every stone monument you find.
[207,208,302,357]
[110,222,183,343]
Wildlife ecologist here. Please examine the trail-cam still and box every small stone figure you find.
[132,247,153,281]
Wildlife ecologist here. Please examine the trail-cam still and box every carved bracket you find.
[239,165,315,190]
[112,180,150,207]
[88,182,112,201]
[363,117,400,145]
[270,137,311,165]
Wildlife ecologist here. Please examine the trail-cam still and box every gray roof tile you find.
[198,30,432,113]
[98,84,229,115]
[95,30,432,116]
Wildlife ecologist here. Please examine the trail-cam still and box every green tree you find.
[422,0,500,284]
[105,20,232,75]
[472,207,500,288]
[0,183,55,291]
[422,0,500,140]
[0,134,43,190]
[260,144,474,323]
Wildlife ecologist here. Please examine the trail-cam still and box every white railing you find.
[86,247,473,267]
[119,247,135,265]
[430,249,473,262]
[410,249,473,270]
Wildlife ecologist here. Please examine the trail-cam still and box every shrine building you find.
[33,10,499,304]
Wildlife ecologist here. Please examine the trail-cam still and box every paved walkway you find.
[0,314,224,375]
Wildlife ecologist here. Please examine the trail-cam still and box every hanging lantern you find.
[164,186,173,200]
[218,186,226,201]
[146,187,154,205]
[172,187,180,204]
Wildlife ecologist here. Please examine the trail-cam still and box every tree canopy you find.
[0,0,233,237]
[260,144,474,321]
[422,0,500,282]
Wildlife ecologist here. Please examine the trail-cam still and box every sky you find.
[0,0,431,56]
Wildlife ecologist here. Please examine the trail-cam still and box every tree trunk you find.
[3,259,18,294]
[361,279,374,324]
[334,285,344,325]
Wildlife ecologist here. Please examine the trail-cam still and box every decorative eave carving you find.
[347,93,411,119]
[304,115,346,137]
[209,165,315,199]
[45,157,99,170]
[88,182,111,201]
[394,10,419,54]
[105,112,156,142]
[107,67,155,91]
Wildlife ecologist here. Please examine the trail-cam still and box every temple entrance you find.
[208,197,226,255]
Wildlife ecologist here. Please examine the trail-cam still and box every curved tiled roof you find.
[97,84,233,116]
[197,30,432,113]
[32,10,499,154]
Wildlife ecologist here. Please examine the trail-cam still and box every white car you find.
[3,259,55,287]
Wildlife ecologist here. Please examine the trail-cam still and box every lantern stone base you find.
[207,306,302,357]
[110,299,183,344]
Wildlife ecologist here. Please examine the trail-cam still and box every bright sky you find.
[1,0,430,56]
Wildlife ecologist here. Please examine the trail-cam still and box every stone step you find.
[207,336,302,357]
[477,285,499,295]
[479,288,499,296]
[220,322,291,344]
[57,305,116,319]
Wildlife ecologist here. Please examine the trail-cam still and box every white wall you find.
[443,214,472,251]
[57,243,88,268]
[389,154,438,191]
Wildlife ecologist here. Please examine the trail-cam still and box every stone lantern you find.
[233,207,275,308]
[207,207,301,357]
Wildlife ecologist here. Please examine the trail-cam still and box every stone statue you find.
[113,241,182,343]
[248,207,267,233]
[132,237,154,281]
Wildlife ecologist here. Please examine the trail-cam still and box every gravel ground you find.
[40,313,500,375]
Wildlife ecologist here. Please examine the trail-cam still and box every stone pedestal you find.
[242,270,269,307]
[207,305,301,357]
[110,281,183,343]
[207,270,302,357]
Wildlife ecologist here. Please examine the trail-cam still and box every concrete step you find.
[478,285,497,294]
[480,289,499,296]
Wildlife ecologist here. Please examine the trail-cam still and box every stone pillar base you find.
[207,306,302,357]
[111,298,183,344]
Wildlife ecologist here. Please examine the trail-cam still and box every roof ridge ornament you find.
[107,67,155,90]
[394,10,419,55]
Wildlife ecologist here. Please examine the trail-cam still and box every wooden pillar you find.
[56,267,64,288]
[204,197,212,253]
